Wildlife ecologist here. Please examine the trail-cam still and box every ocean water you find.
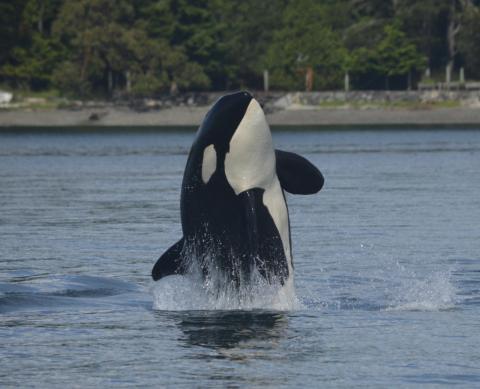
[1,127,479,388]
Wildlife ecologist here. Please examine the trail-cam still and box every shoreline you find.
[1,106,480,128]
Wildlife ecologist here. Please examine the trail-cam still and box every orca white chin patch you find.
[201,144,217,184]
[224,98,275,194]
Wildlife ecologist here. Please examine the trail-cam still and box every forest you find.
[1,0,480,98]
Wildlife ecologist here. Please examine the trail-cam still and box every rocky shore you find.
[1,91,480,128]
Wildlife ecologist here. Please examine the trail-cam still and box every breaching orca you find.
[152,91,323,290]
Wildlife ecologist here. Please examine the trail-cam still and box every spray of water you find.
[152,253,301,311]
[295,260,459,312]
[386,269,458,311]
[152,246,459,312]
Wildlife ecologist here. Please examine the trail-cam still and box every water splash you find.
[152,248,301,311]
[151,272,301,311]
[386,270,458,311]
[295,260,459,313]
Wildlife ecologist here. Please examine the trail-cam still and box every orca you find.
[152,91,323,290]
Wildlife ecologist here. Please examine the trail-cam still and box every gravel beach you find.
[1,105,480,128]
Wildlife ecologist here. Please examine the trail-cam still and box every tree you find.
[218,0,286,89]
[264,0,347,90]
[395,0,450,70]
[350,0,397,19]
[148,0,233,90]
[458,5,480,78]
[23,0,64,34]
[350,23,426,89]
[0,0,64,89]
[1,0,479,96]
[123,27,209,96]
[2,32,63,89]
[0,1,27,66]
[378,24,427,88]
[52,0,136,97]
[136,0,211,92]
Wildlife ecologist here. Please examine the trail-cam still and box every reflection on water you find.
[171,311,288,351]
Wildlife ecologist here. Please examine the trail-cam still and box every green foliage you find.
[349,23,427,89]
[0,0,478,97]
[264,0,347,90]
[218,0,286,88]
[0,0,63,89]
[350,0,396,19]
[51,61,91,97]
[23,0,64,34]
[52,0,135,96]
[376,24,427,77]
[155,0,233,88]
[0,1,27,64]
[458,8,480,78]
[394,0,450,66]
[2,33,63,89]
[51,0,211,96]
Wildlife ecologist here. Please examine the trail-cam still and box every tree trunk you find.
[447,0,461,74]
[81,46,91,81]
[170,81,178,95]
[38,0,44,33]
[305,66,314,92]
[125,71,131,93]
[392,0,400,13]
[107,68,113,96]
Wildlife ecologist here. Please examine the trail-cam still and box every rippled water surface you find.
[1,127,480,387]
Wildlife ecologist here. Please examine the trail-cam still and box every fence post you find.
[263,70,269,92]
[445,64,451,90]
[125,71,131,93]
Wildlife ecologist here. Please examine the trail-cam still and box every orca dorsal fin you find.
[152,238,186,281]
[275,149,324,195]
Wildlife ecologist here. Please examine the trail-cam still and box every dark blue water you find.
[1,128,480,387]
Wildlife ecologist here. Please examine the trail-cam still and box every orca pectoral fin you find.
[275,149,324,195]
[152,238,186,281]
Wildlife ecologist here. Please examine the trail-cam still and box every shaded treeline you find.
[1,0,480,98]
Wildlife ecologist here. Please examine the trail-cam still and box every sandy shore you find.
[1,106,480,128]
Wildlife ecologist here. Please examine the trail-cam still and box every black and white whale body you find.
[152,91,323,290]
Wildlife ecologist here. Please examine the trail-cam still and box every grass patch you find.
[13,89,60,100]
[317,100,349,108]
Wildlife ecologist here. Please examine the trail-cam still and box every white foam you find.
[151,272,301,311]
